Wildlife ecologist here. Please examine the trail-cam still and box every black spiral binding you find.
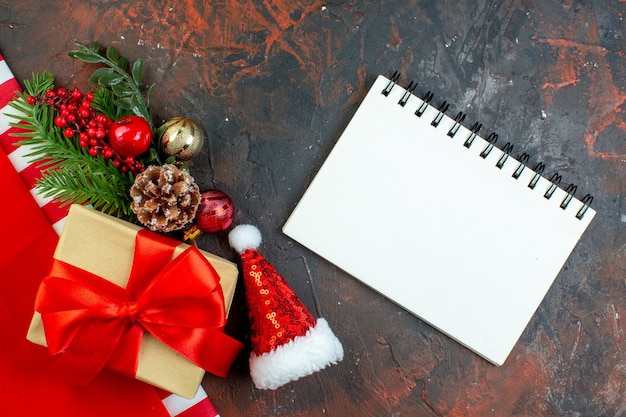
[381,72,594,220]
[512,153,530,179]
[398,81,417,107]
[415,92,433,117]
[431,101,449,127]
[464,122,482,148]
[496,142,514,169]
[479,132,498,159]
[576,194,593,219]
[382,71,401,96]
[447,112,466,137]
[544,173,562,199]
[560,184,577,209]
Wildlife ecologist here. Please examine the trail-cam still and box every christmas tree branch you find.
[38,164,134,216]
[8,72,135,218]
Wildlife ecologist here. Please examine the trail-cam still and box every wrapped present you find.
[27,204,243,399]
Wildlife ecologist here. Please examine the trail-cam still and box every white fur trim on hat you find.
[228,224,262,254]
[249,318,344,390]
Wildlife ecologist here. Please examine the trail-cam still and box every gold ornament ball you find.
[158,117,205,161]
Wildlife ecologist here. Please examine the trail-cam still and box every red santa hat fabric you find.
[228,224,343,390]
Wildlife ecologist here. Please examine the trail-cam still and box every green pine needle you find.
[90,86,126,121]
[38,164,135,217]
[7,71,135,218]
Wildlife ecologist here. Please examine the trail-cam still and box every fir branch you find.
[9,98,68,166]
[37,162,135,217]
[7,72,136,218]
[24,71,55,96]
[90,86,126,121]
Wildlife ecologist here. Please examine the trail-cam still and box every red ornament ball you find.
[108,115,152,157]
[196,189,235,233]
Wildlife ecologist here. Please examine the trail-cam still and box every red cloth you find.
[0,146,170,417]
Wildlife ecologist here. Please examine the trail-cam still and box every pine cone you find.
[130,164,201,232]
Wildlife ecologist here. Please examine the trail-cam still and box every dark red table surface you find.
[1,1,625,416]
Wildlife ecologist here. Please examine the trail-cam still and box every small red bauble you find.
[108,115,152,157]
[196,189,235,233]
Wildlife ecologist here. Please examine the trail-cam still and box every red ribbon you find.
[35,229,243,385]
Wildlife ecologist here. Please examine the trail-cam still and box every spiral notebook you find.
[283,73,596,365]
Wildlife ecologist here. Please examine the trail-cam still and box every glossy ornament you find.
[185,189,235,239]
[197,189,235,233]
[108,115,153,157]
[158,117,204,161]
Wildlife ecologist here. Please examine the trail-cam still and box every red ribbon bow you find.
[35,229,243,384]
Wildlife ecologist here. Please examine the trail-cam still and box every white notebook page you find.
[283,75,596,365]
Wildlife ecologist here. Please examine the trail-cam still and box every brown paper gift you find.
[27,204,239,398]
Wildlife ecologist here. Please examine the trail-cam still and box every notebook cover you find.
[283,74,595,365]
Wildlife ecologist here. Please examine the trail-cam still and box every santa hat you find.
[228,225,344,390]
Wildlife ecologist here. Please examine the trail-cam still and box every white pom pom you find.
[228,224,262,254]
